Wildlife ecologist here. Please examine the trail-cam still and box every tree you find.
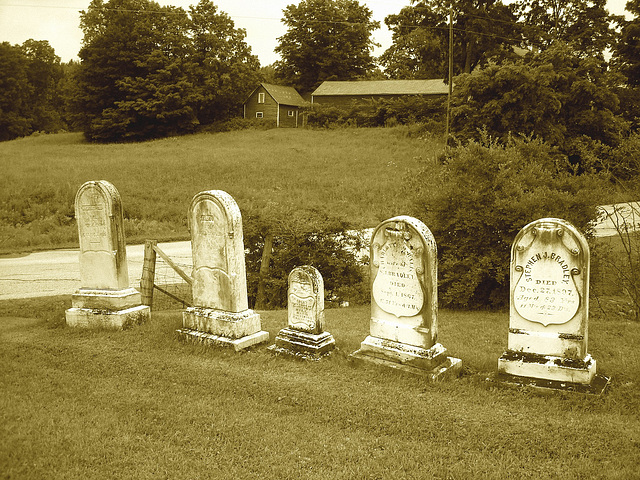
[0,40,64,141]
[380,0,520,80]
[410,137,605,309]
[274,0,380,93]
[450,43,629,169]
[613,0,640,86]
[75,0,259,142]
[516,0,619,58]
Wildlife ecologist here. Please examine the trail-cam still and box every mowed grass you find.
[1,299,639,479]
[0,128,438,253]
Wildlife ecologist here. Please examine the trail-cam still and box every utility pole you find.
[445,3,453,147]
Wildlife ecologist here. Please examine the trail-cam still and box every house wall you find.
[278,105,300,128]
[312,94,446,108]
[244,86,278,125]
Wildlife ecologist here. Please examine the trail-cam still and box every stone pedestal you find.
[178,306,268,351]
[352,336,462,379]
[270,328,335,359]
[65,181,149,329]
[350,216,461,379]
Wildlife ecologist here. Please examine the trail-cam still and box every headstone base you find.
[497,351,597,384]
[177,328,269,352]
[351,336,462,380]
[268,328,335,359]
[182,307,263,339]
[65,304,150,329]
[491,371,610,396]
[71,287,144,310]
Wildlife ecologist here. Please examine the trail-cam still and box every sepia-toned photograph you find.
[0,0,638,478]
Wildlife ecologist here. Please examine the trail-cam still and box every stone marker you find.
[178,190,268,351]
[497,218,608,392]
[351,216,461,379]
[269,265,335,358]
[65,180,150,329]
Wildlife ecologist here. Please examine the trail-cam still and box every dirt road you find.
[0,241,192,300]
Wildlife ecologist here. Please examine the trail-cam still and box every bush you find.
[244,229,367,309]
[409,136,608,309]
[307,95,446,132]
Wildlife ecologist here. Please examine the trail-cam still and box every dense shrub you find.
[307,95,446,132]
[244,229,367,309]
[410,137,608,309]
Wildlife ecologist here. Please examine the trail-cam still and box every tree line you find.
[0,0,639,143]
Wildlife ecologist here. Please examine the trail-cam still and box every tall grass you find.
[0,129,440,253]
[0,300,638,479]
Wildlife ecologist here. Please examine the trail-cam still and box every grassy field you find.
[1,298,638,479]
[0,128,439,253]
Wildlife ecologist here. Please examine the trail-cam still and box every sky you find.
[0,0,632,66]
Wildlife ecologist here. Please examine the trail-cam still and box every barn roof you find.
[259,83,307,107]
[311,79,449,97]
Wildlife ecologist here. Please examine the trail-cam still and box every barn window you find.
[288,110,294,117]
[256,112,263,118]
[258,93,265,103]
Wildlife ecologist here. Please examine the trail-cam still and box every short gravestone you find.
[497,218,608,393]
[178,190,268,351]
[351,216,461,379]
[65,180,150,329]
[269,266,335,358]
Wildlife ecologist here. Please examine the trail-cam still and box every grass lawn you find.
[1,298,638,479]
[0,128,439,254]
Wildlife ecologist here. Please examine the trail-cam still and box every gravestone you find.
[178,190,268,351]
[270,266,335,358]
[497,218,607,391]
[351,216,461,379]
[65,180,150,329]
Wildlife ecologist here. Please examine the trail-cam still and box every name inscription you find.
[514,251,579,326]
[373,240,423,317]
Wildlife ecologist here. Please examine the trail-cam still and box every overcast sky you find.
[0,0,632,66]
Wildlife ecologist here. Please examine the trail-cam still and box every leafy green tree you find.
[516,0,618,58]
[380,0,520,79]
[188,0,260,124]
[451,43,629,168]
[274,0,380,93]
[75,0,259,142]
[410,137,606,309]
[0,40,64,141]
[614,0,640,86]
[0,42,31,141]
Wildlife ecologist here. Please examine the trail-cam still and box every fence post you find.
[140,240,157,308]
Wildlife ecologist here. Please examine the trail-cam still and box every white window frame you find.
[256,112,263,118]
[288,110,295,117]
[258,92,265,104]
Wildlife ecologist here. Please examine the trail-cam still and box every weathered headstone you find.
[179,190,268,351]
[270,266,335,358]
[65,180,150,329]
[351,216,461,379]
[497,218,607,392]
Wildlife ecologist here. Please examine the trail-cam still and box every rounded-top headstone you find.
[288,265,324,334]
[370,215,437,348]
[75,180,129,290]
[188,190,248,312]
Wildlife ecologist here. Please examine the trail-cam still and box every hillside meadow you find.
[0,128,439,254]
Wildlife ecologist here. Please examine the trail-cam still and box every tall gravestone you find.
[178,190,269,351]
[351,216,461,379]
[270,265,335,358]
[65,180,150,329]
[497,218,605,390]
